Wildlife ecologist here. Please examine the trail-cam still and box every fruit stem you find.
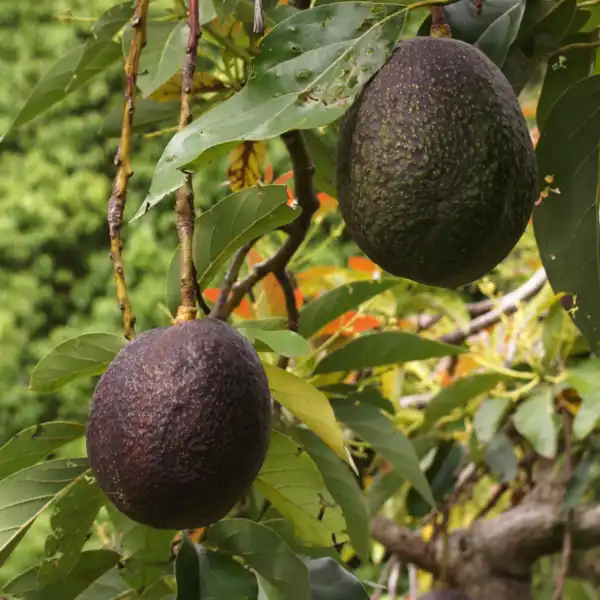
[174,0,210,322]
[429,6,452,38]
[107,0,150,340]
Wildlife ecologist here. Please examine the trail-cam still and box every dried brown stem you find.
[213,131,319,320]
[175,0,210,322]
[107,0,150,340]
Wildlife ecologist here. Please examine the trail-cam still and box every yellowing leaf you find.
[263,363,346,461]
[148,71,224,102]
[227,141,267,192]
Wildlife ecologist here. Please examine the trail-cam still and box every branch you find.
[175,0,210,321]
[214,131,319,319]
[275,269,300,370]
[440,268,547,345]
[107,0,150,340]
[370,516,439,575]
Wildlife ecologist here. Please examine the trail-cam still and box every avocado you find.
[337,37,538,288]
[86,318,272,530]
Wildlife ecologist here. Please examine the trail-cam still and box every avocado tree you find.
[1,1,600,599]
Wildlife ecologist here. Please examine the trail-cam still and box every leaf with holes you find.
[293,427,370,562]
[255,431,347,547]
[333,391,434,506]
[533,75,600,352]
[138,3,407,214]
[0,459,89,568]
[0,421,85,482]
[298,280,399,339]
[30,333,127,393]
[190,185,299,288]
[38,476,106,587]
[264,363,346,461]
[207,518,311,600]
[314,331,465,374]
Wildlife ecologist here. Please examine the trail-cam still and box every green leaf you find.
[0,458,89,568]
[422,374,506,431]
[513,388,558,458]
[175,536,257,600]
[314,331,465,374]
[137,22,188,99]
[29,333,127,393]
[140,3,407,213]
[567,358,600,439]
[188,185,299,287]
[264,363,347,461]
[473,397,511,444]
[536,31,598,130]
[533,75,600,352]
[485,432,518,482]
[207,518,311,600]
[0,421,85,482]
[406,440,463,518]
[306,557,369,600]
[239,328,311,357]
[38,476,105,587]
[66,2,133,93]
[303,128,338,199]
[74,568,134,600]
[255,431,347,547]
[40,550,122,600]
[293,427,370,562]
[2,40,121,142]
[106,505,175,591]
[365,470,403,516]
[298,280,399,339]
[333,390,434,506]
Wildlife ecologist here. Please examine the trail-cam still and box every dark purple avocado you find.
[86,317,272,530]
[337,36,538,289]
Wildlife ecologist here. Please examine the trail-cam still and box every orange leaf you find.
[264,163,274,184]
[315,192,338,217]
[203,288,253,319]
[348,256,381,275]
[227,141,267,192]
[318,311,382,336]
[274,170,294,185]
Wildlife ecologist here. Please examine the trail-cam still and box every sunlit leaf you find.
[207,518,311,600]
[314,331,465,374]
[263,363,346,460]
[29,333,127,393]
[513,388,558,458]
[533,75,600,352]
[188,186,300,289]
[333,390,434,506]
[567,358,600,439]
[0,459,89,567]
[293,427,370,562]
[239,327,311,357]
[298,280,399,339]
[422,374,506,431]
[0,422,85,482]
[139,3,407,213]
[255,431,347,547]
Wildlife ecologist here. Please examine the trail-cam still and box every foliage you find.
[1,0,600,599]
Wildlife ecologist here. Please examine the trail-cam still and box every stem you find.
[174,0,210,321]
[549,39,600,60]
[108,0,150,340]
[275,269,299,370]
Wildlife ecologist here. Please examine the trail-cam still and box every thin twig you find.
[107,0,150,340]
[440,268,547,345]
[549,39,600,60]
[553,411,574,600]
[275,269,300,370]
[476,482,510,520]
[214,131,319,320]
[174,0,209,321]
[211,240,257,317]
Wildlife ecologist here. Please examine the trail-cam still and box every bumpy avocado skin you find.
[337,37,538,288]
[86,318,272,530]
